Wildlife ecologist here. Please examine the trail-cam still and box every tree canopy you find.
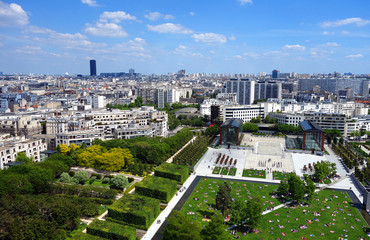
[163,210,202,240]
[215,182,232,215]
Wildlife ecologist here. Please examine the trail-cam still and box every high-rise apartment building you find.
[222,79,255,105]
[90,60,96,76]
[255,81,282,100]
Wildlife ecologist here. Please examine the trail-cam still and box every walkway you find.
[166,136,197,163]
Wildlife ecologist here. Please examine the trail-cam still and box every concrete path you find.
[142,174,197,240]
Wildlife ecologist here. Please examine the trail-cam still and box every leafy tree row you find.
[92,128,193,166]
[277,173,316,203]
[173,136,211,166]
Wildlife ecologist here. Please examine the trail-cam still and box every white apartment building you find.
[269,112,305,126]
[55,130,104,146]
[46,117,94,135]
[87,95,106,109]
[157,88,180,109]
[223,105,264,123]
[86,106,168,138]
[0,138,47,169]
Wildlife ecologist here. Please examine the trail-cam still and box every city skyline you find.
[0,0,369,74]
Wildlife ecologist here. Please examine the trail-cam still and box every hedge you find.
[50,182,117,199]
[154,163,189,184]
[87,220,136,240]
[108,194,160,230]
[72,232,106,240]
[135,176,177,203]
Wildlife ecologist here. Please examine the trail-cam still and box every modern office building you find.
[299,120,325,152]
[220,118,243,146]
[272,70,279,79]
[90,60,97,76]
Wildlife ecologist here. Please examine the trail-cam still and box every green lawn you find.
[273,171,290,180]
[243,190,369,240]
[242,169,266,179]
[221,167,229,175]
[85,180,111,188]
[180,178,369,240]
[180,178,279,224]
[228,168,237,176]
[212,167,221,174]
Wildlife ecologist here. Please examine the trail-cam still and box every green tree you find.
[230,200,247,226]
[245,196,264,230]
[15,152,32,164]
[215,182,232,215]
[305,177,316,203]
[339,137,344,144]
[205,125,220,136]
[73,170,89,184]
[97,148,133,171]
[243,122,259,132]
[110,174,129,189]
[287,173,305,202]
[201,213,231,240]
[163,210,202,240]
[313,161,336,182]
[277,180,289,196]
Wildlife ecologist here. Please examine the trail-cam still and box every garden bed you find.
[242,169,266,179]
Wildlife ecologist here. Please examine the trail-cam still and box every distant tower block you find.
[90,60,97,76]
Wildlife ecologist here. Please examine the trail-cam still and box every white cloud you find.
[189,12,195,16]
[320,17,370,28]
[322,42,340,47]
[15,45,42,54]
[346,54,364,60]
[112,38,151,58]
[192,33,227,44]
[238,0,253,5]
[100,11,136,22]
[243,52,260,58]
[0,1,29,27]
[81,0,98,7]
[85,22,128,37]
[310,48,334,58]
[144,12,174,21]
[263,50,289,56]
[229,35,236,41]
[282,44,306,51]
[27,26,106,50]
[341,30,350,35]
[147,23,193,34]
[323,31,335,35]
[174,45,203,57]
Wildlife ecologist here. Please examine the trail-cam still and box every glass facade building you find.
[220,118,243,146]
[299,120,325,152]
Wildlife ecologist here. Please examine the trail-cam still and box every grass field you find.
[212,167,221,174]
[273,171,290,180]
[242,169,266,179]
[180,178,369,240]
[181,178,279,223]
[228,168,237,176]
[221,167,229,175]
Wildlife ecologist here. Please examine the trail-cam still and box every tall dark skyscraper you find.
[272,69,279,79]
[90,60,96,76]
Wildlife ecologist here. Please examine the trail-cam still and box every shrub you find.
[68,171,75,177]
[87,220,136,240]
[72,233,106,240]
[135,176,177,203]
[102,177,111,184]
[91,173,102,179]
[105,175,114,179]
[154,163,189,184]
[59,172,78,184]
[50,182,117,199]
[108,194,160,230]
[74,171,89,184]
[128,177,135,183]
[110,174,129,189]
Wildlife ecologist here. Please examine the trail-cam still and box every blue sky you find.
[0,0,369,75]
